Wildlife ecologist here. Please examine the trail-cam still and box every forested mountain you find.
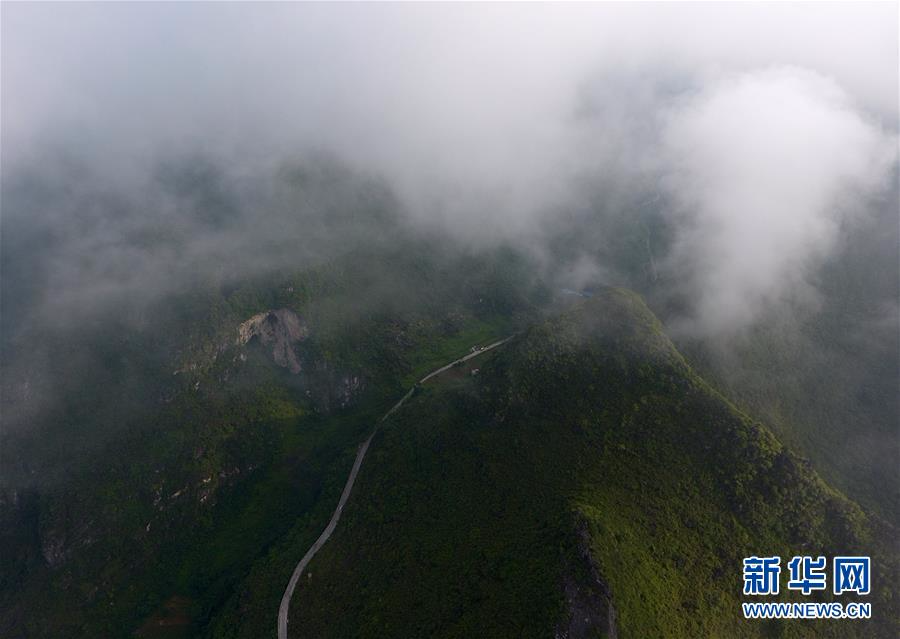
[3,4,897,638]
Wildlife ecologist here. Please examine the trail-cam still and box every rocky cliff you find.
[236,309,309,374]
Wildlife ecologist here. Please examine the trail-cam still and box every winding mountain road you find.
[277,336,513,639]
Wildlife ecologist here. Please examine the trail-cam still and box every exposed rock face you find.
[38,511,96,569]
[236,309,308,374]
[556,519,617,639]
[40,530,67,568]
[339,375,362,409]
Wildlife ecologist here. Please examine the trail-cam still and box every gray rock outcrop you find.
[237,309,308,374]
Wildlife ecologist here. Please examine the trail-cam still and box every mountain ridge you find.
[286,289,898,638]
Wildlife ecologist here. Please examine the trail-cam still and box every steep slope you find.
[657,199,900,525]
[288,288,898,638]
[0,241,542,638]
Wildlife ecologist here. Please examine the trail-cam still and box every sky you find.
[2,2,898,336]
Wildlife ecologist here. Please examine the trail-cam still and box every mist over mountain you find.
[4,4,896,334]
[1,3,898,638]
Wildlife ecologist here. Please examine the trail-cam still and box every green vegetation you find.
[0,240,538,638]
[289,289,898,638]
[2,229,895,638]
[648,209,900,526]
[677,304,900,526]
[401,316,512,387]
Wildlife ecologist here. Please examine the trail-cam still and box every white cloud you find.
[660,67,896,335]
[2,3,897,336]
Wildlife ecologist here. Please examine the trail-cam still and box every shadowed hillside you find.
[287,289,898,638]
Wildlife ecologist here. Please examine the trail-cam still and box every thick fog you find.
[3,2,898,337]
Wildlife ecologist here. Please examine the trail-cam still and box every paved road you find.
[277,336,513,639]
